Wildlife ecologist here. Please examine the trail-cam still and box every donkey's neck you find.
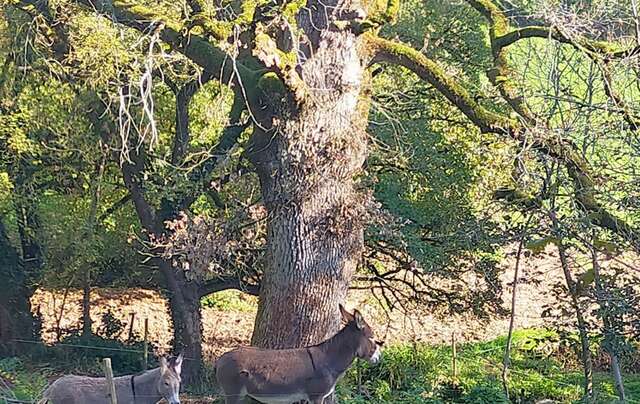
[316,326,359,376]
[117,367,162,404]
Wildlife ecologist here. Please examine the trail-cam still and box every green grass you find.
[2,329,638,403]
[201,289,256,312]
[337,329,640,403]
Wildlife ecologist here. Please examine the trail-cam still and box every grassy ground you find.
[2,329,638,403]
[336,329,640,403]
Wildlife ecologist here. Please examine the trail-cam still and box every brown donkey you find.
[216,305,382,403]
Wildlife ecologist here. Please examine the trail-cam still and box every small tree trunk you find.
[590,235,626,401]
[610,354,626,401]
[550,210,594,401]
[0,218,33,354]
[82,269,92,338]
[82,145,106,339]
[557,240,594,401]
[168,287,203,384]
[502,215,531,400]
[8,201,45,348]
[16,202,44,282]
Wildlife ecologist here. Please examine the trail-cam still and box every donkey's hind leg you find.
[308,395,325,404]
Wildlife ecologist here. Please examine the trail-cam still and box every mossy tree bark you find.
[247,2,370,348]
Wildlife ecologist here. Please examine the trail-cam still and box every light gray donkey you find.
[41,354,183,404]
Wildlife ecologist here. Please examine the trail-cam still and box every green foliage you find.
[0,357,49,402]
[201,290,256,312]
[367,61,515,314]
[462,384,508,403]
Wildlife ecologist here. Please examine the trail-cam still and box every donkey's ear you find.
[159,357,168,375]
[339,304,354,323]
[172,353,183,375]
[354,309,365,329]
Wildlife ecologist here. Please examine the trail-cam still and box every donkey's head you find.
[157,353,183,404]
[339,304,382,364]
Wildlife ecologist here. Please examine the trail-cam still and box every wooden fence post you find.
[451,332,457,382]
[127,312,135,341]
[143,318,149,370]
[102,358,118,404]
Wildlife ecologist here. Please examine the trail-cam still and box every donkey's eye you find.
[165,382,169,386]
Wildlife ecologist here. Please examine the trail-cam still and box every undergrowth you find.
[0,357,48,403]
[2,329,639,403]
[337,329,639,403]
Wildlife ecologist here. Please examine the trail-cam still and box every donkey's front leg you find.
[221,390,246,404]
[307,395,326,404]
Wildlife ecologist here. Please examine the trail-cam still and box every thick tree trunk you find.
[164,268,203,384]
[251,178,365,348]
[248,1,369,349]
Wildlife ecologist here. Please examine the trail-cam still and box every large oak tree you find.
[4,0,640,388]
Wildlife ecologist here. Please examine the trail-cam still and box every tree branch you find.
[494,25,640,58]
[10,0,71,59]
[61,0,261,95]
[170,70,216,165]
[97,193,132,222]
[368,35,517,135]
[466,0,640,129]
[368,34,640,245]
[464,0,640,246]
[176,90,250,212]
[467,0,640,59]
[199,277,260,297]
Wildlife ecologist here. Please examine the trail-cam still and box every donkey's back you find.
[42,374,119,404]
